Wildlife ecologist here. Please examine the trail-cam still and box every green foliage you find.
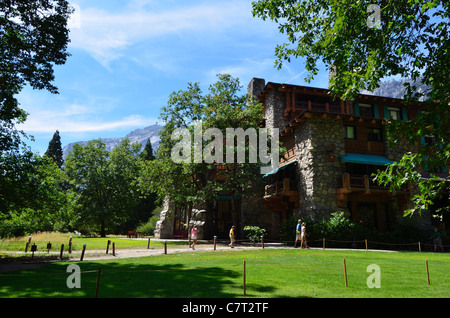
[0,214,34,238]
[0,1,72,236]
[136,214,160,236]
[243,225,267,242]
[280,213,429,249]
[0,0,72,153]
[64,138,144,237]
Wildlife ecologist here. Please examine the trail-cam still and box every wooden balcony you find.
[336,173,409,207]
[344,139,385,156]
[285,99,349,120]
[265,178,298,197]
[263,178,300,213]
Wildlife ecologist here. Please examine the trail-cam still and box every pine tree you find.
[45,130,64,168]
[140,139,156,161]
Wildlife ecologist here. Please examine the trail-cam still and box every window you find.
[387,107,402,120]
[358,103,373,118]
[367,128,382,142]
[424,135,437,147]
[344,126,356,139]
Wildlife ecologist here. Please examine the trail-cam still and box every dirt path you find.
[0,243,271,271]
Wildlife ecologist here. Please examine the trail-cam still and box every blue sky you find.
[17,0,330,155]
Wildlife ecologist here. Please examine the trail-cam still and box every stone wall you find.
[294,116,347,220]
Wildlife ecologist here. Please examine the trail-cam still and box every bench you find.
[127,231,138,238]
[173,231,188,239]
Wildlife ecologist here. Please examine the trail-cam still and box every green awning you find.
[340,153,393,166]
[262,160,297,178]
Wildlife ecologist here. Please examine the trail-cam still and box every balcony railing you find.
[265,178,298,197]
[338,173,398,192]
[293,100,348,115]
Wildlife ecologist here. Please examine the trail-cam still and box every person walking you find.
[191,225,198,250]
[229,225,236,248]
[300,222,309,249]
[432,227,444,252]
[294,219,302,248]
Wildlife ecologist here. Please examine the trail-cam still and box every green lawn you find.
[0,232,180,252]
[1,248,449,298]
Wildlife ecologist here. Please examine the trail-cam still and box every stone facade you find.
[294,117,346,220]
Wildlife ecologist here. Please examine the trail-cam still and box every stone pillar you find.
[294,117,346,221]
[154,200,175,239]
[189,209,206,240]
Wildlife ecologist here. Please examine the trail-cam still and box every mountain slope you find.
[62,124,163,158]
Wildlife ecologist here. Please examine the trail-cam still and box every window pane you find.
[345,126,355,139]
[367,128,381,142]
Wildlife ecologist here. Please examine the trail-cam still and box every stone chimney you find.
[247,77,266,99]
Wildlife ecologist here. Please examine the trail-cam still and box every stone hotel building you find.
[155,77,447,240]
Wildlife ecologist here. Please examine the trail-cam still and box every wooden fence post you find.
[112,242,115,256]
[25,236,32,253]
[164,240,167,254]
[365,239,368,251]
[106,240,111,254]
[261,236,264,249]
[343,258,348,287]
[323,238,325,250]
[60,244,64,260]
[80,244,86,261]
[95,266,102,298]
[426,260,430,285]
[214,236,217,250]
[68,236,72,254]
[418,241,421,252]
[243,260,246,296]
[147,236,151,249]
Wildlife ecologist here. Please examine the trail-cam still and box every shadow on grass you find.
[0,259,264,298]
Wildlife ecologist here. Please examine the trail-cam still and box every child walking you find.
[191,225,198,250]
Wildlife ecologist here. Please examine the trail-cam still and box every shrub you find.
[243,225,267,242]
[136,214,160,236]
[0,216,34,238]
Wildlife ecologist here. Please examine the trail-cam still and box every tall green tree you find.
[1,0,72,152]
[252,0,449,217]
[140,139,156,161]
[45,130,64,168]
[0,0,72,221]
[121,139,158,232]
[140,74,267,237]
[65,139,143,237]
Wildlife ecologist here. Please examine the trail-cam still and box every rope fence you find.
[212,236,450,253]
[2,234,448,266]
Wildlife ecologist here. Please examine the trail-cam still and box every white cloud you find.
[69,1,254,67]
[18,104,156,134]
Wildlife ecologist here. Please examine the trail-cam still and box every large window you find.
[387,107,402,120]
[358,103,373,117]
[367,128,382,142]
